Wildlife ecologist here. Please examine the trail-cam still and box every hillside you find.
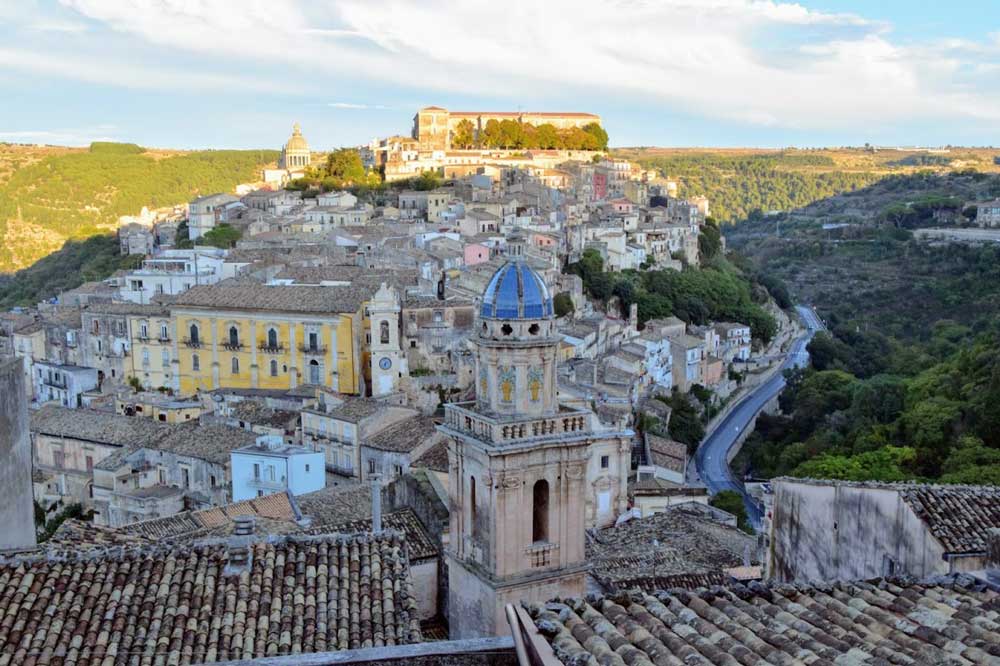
[0,142,278,272]
[615,147,1000,223]
[730,170,1000,486]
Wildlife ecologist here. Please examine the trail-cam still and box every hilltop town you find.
[0,108,999,665]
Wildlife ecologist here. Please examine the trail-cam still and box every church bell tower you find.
[368,283,406,397]
[438,254,593,638]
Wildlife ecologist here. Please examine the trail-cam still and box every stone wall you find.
[0,358,36,551]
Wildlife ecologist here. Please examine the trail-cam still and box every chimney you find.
[370,474,383,534]
[225,515,256,575]
[987,528,1000,569]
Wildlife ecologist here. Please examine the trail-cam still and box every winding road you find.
[693,305,824,529]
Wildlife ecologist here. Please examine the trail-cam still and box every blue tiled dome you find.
[480,261,554,319]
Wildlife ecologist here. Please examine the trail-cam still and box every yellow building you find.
[126,305,176,391]
[170,279,365,395]
[115,391,202,423]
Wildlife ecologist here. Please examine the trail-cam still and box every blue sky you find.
[2,1,999,150]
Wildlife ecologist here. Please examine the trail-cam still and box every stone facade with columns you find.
[438,241,631,639]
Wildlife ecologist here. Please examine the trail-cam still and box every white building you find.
[230,435,325,502]
[188,193,240,239]
[32,361,98,408]
[118,248,234,304]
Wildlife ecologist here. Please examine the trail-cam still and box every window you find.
[393,464,403,477]
[266,465,275,481]
[379,320,390,344]
[270,359,278,377]
[229,326,240,348]
[268,328,278,348]
[309,331,319,351]
[140,323,149,338]
[433,310,443,323]
[231,357,240,374]
[142,350,150,368]
[368,459,376,474]
[97,340,102,353]
[92,320,100,334]
[600,455,609,469]
[469,476,477,538]
[161,350,169,368]
[158,468,166,484]
[257,490,264,498]
[210,475,216,487]
[192,354,200,371]
[158,414,166,422]
[532,479,549,543]
[85,456,93,472]
[253,463,260,480]
[305,464,311,473]
[309,359,320,384]
[160,323,169,340]
[181,468,190,489]
[189,323,199,344]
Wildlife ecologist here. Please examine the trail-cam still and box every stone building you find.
[368,283,407,397]
[412,106,602,151]
[769,478,1000,582]
[0,358,35,551]
[438,248,631,638]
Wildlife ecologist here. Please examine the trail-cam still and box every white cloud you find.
[329,102,393,110]
[7,0,998,133]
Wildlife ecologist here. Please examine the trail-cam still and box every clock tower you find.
[368,283,406,397]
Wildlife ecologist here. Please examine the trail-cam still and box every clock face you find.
[379,357,392,370]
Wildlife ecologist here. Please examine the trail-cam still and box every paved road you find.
[693,305,824,529]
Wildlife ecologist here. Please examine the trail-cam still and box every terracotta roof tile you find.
[526,578,1000,666]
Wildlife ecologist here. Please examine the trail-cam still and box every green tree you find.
[582,123,609,150]
[453,119,475,149]
[662,390,705,453]
[791,446,917,482]
[201,223,241,249]
[553,292,575,318]
[323,148,366,186]
[481,119,503,149]
[412,170,442,191]
[535,124,559,149]
[709,490,753,533]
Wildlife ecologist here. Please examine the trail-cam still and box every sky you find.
[1,0,1000,150]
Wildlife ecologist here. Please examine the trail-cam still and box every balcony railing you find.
[42,377,68,389]
[223,342,244,351]
[298,344,328,355]
[526,542,558,568]
[442,402,590,444]
[258,343,285,354]
[303,428,353,446]
[182,338,202,349]
[248,476,286,490]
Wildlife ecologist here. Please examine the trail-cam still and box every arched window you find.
[268,328,278,349]
[380,320,390,345]
[192,354,200,371]
[189,323,199,344]
[270,359,278,377]
[309,359,320,384]
[231,357,240,375]
[469,476,478,539]
[532,479,549,543]
[229,326,240,348]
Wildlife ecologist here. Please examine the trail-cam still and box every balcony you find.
[157,336,171,343]
[42,377,68,389]
[258,342,285,354]
[303,428,353,446]
[298,344,328,355]
[223,342,244,352]
[247,476,286,490]
[182,338,202,349]
[442,402,590,445]
[526,542,558,568]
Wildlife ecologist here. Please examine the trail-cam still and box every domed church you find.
[278,122,312,169]
[438,236,633,638]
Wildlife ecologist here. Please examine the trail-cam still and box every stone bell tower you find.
[438,255,596,639]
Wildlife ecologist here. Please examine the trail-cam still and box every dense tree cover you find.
[876,195,962,228]
[454,120,608,150]
[0,234,142,308]
[201,223,241,248]
[289,148,381,192]
[633,152,883,222]
[0,235,142,307]
[0,143,277,271]
[709,490,753,533]
[737,333,1000,484]
[567,249,777,343]
[659,390,707,453]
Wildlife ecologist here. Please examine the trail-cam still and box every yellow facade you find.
[127,313,176,391]
[173,307,361,396]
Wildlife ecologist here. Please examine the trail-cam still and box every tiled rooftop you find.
[412,440,449,473]
[587,508,756,593]
[0,533,422,664]
[31,404,170,448]
[172,277,371,314]
[151,423,259,465]
[645,433,686,473]
[526,577,1000,666]
[363,416,441,453]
